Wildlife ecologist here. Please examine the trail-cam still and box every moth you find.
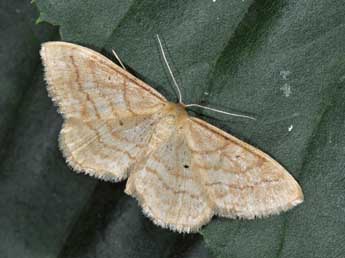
[40,41,303,233]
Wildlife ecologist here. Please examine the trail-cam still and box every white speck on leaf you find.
[204,91,209,96]
[280,83,291,97]
[279,70,292,97]
[288,125,293,132]
[280,70,291,80]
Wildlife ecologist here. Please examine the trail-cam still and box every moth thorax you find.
[165,102,188,122]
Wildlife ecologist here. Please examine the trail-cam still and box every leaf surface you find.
[1,0,344,257]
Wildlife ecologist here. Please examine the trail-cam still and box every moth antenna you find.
[185,103,256,121]
[112,49,126,70]
[156,35,255,121]
[156,34,183,104]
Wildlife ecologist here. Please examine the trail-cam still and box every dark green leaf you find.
[1,0,344,257]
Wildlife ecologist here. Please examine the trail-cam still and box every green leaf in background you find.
[1,0,344,258]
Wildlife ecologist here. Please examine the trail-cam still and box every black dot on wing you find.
[183,164,189,169]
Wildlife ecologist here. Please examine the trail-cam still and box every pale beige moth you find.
[40,41,303,233]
